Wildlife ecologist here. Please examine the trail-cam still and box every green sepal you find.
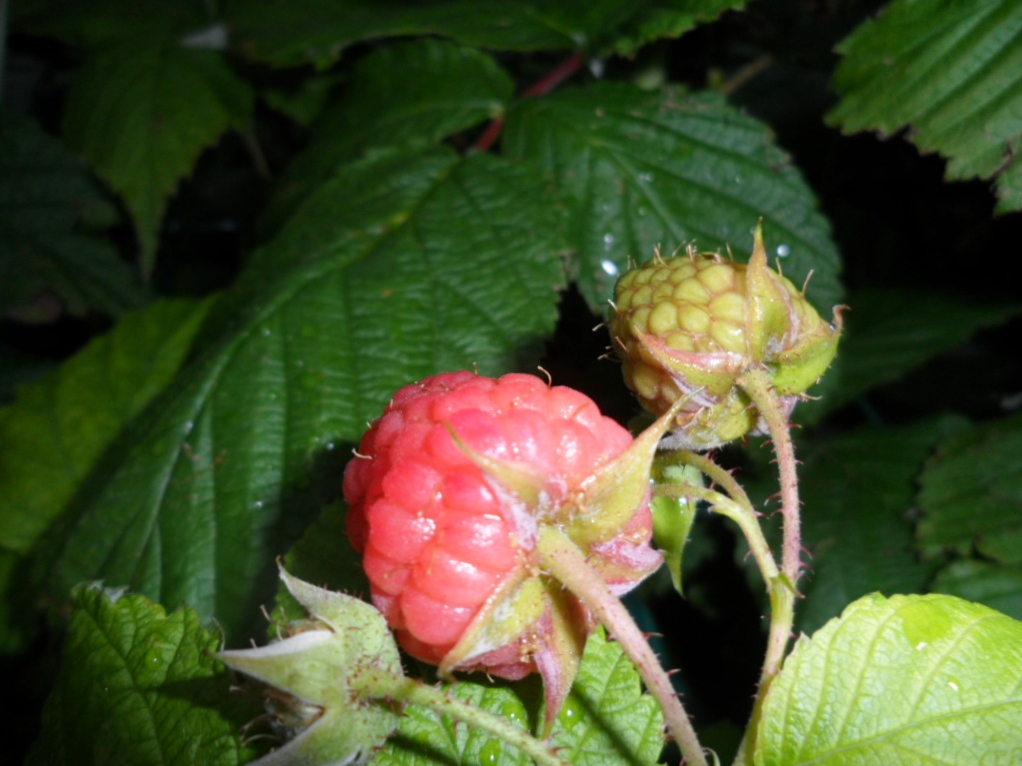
[745,221,796,361]
[651,462,703,594]
[633,328,741,396]
[771,307,844,396]
[217,566,401,766]
[565,393,690,546]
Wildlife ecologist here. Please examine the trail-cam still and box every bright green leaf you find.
[503,83,843,313]
[260,38,514,237]
[800,288,1022,423]
[45,146,567,639]
[917,411,1022,564]
[756,593,1022,765]
[932,559,1022,622]
[0,298,213,555]
[828,0,1022,213]
[28,585,257,766]
[547,629,664,766]
[0,109,142,316]
[791,416,968,635]
[63,38,253,277]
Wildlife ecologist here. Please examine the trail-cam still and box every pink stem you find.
[474,52,585,152]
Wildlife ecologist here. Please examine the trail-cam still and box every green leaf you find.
[272,500,370,629]
[227,0,721,68]
[791,416,968,635]
[756,593,1022,765]
[828,0,1022,213]
[45,146,567,639]
[375,629,663,766]
[63,38,253,277]
[260,39,514,237]
[607,0,748,56]
[28,585,257,766]
[503,83,843,313]
[13,0,209,48]
[917,411,1022,564]
[0,109,142,316]
[0,298,213,555]
[226,0,573,68]
[376,680,536,766]
[932,560,1022,622]
[547,629,664,766]
[800,288,1022,423]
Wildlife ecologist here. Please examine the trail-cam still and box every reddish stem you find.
[474,52,585,152]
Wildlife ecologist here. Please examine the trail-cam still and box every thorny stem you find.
[474,52,585,152]
[361,668,571,766]
[537,525,708,766]
[728,368,803,765]
[737,368,802,590]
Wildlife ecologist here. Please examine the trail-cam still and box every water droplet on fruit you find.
[603,233,616,251]
[601,259,620,277]
[776,244,791,258]
[638,172,653,183]
[253,500,264,509]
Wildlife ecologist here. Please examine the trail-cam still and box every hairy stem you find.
[537,525,708,766]
[362,668,570,766]
[737,369,802,589]
[728,368,803,765]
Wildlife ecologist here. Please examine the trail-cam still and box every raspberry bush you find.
[3,1,1022,765]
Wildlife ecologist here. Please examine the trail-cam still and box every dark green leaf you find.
[932,559,1022,621]
[0,298,213,555]
[917,411,1022,564]
[607,0,748,56]
[63,38,253,277]
[28,585,257,766]
[828,0,1022,213]
[375,629,663,766]
[260,39,514,237]
[800,288,1022,422]
[756,593,1022,765]
[226,0,574,67]
[46,147,567,639]
[272,500,370,629]
[13,0,209,48]
[793,416,968,635]
[0,110,142,316]
[503,83,843,314]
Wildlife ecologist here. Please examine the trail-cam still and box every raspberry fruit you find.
[611,224,842,449]
[344,371,670,723]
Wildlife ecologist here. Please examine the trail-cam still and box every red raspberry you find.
[343,372,660,687]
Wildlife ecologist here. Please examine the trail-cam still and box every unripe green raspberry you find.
[611,224,842,450]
